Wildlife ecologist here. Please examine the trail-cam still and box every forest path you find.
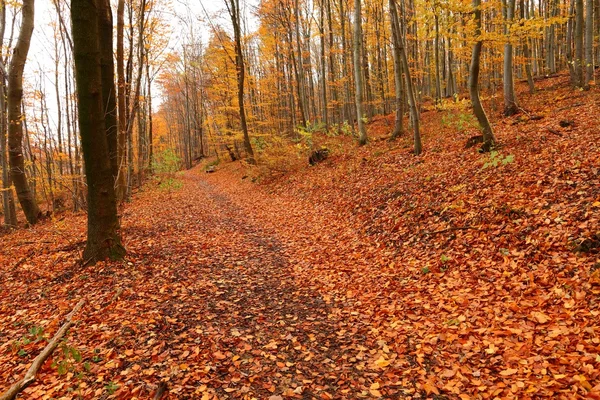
[1,166,391,400]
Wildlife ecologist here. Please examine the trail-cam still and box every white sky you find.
[24,0,256,136]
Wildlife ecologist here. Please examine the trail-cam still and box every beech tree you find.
[469,0,495,149]
[8,0,41,225]
[71,0,126,263]
[225,0,255,162]
[353,0,367,146]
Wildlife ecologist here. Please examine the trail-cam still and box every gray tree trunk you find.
[389,0,404,140]
[469,0,495,149]
[353,0,367,145]
[585,0,594,86]
[575,0,584,86]
[8,0,41,224]
[503,0,518,116]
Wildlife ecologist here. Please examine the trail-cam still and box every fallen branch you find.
[422,226,485,236]
[558,102,584,111]
[0,299,85,400]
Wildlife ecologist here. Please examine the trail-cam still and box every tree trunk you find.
[0,1,16,227]
[116,0,127,202]
[389,0,404,140]
[353,0,367,145]
[503,0,519,116]
[7,0,41,225]
[521,0,535,93]
[469,0,495,149]
[575,0,584,86]
[98,0,118,180]
[394,0,421,154]
[585,0,594,87]
[71,0,126,264]
[227,0,255,162]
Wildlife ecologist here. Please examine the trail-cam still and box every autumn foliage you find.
[1,74,599,398]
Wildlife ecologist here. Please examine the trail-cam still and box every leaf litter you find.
[0,74,599,399]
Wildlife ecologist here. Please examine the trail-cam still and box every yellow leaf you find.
[374,356,391,368]
[370,382,380,390]
[500,368,518,376]
[531,311,550,324]
[180,363,189,371]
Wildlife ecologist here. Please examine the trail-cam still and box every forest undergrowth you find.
[1,74,599,399]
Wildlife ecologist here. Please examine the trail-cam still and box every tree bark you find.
[7,0,40,225]
[71,0,126,264]
[469,0,495,149]
[0,1,16,227]
[585,0,594,87]
[353,0,368,145]
[389,0,404,140]
[226,0,255,162]
[503,0,519,115]
[575,0,584,86]
[116,0,127,202]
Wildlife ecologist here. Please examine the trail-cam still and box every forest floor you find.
[1,74,600,399]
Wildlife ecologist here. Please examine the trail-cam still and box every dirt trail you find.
[0,168,386,400]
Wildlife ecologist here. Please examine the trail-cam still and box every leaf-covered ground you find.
[1,74,599,399]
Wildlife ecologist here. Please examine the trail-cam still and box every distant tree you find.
[71,0,126,263]
[469,0,495,150]
[7,0,41,224]
[502,0,518,116]
[574,0,584,87]
[225,0,255,163]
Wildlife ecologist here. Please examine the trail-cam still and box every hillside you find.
[1,74,599,399]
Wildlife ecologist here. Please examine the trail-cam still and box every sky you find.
[23,0,255,135]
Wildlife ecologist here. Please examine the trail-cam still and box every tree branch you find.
[0,299,85,400]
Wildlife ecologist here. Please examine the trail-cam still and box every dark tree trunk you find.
[71,0,126,264]
[226,0,255,163]
[469,0,495,149]
[7,0,40,224]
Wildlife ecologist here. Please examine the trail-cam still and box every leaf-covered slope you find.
[0,74,599,399]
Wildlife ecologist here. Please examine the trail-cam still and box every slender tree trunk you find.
[319,0,328,129]
[567,0,576,82]
[146,61,153,172]
[8,0,40,225]
[227,0,255,162]
[575,0,584,86]
[521,0,535,93]
[116,0,127,202]
[469,0,495,149]
[503,0,519,115]
[395,0,421,154]
[71,0,126,263]
[389,0,404,140]
[0,1,16,226]
[353,0,367,145]
[585,0,594,87]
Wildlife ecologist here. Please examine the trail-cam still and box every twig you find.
[422,226,485,236]
[547,127,562,136]
[558,102,584,111]
[0,299,86,400]
[154,381,168,399]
